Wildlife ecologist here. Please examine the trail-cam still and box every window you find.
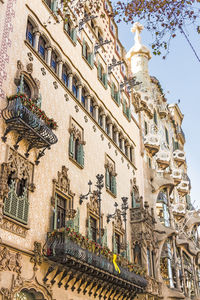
[133,244,142,265]
[131,188,140,208]
[4,172,29,225]
[119,136,122,150]
[90,99,94,116]
[26,20,34,47]
[105,117,110,135]
[123,99,131,121]
[23,79,32,98]
[72,77,79,98]
[165,127,169,145]
[156,189,170,227]
[62,64,69,87]
[116,41,121,55]
[64,21,77,44]
[144,121,148,135]
[56,193,66,229]
[112,127,116,143]
[98,62,107,88]
[115,233,121,254]
[81,88,86,108]
[98,111,103,127]
[82,39,94,67]
[69,122,85,168]
[90,216,97,241]
[38,36,46,60]
[51,50,58,73]
[125,143,128,157]
[111,82,120,105]
[160,239,174,288]
[153,110,158,125]
[105,159,117,196]
[172,137,179,151]
[147,248,152,276]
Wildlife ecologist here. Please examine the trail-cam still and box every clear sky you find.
[116,21,200,208]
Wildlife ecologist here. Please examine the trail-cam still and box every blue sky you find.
[117,22,200,207]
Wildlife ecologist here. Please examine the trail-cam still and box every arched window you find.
[156,188,170,227]
[133,243,142,265]
[72,77,78,98]
[23,79,32,98]
[51,50,58,73]
[62,64,69,87]
[26,20,34,47]
[105,117,110,135]
[90,99,94,116]
[98,108,103,127]
[81,88,86,108]
[160,238,174,288]
[38,36,46,60]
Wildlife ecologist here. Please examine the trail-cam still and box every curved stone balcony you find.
[171,168,182,184]
[144,134,160,156]
[158,104,167,119]
[177,177,190,196]
[172,202,186,215]
[156,150,170,170]
[1,97,58,163]
[173,149,185,166]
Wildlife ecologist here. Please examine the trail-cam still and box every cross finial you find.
[131,22,144,46]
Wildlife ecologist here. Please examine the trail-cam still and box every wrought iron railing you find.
[2,97,58,152]
[46,232,147,288]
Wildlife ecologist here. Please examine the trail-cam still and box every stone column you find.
[115,130,119,146]
[127,145,130,159]
[68,73,73,91]
[33,31,40,51]
[121,137,125,153]
[58,60,63,79]
[46,46,52,66]
[172,236,181,290]
[93,105,98,121]
[78,84,82,102]
[86,95,91,111]
[108,123,113,138]
[102,114,106,131]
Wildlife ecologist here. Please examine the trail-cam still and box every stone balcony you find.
[158,104,167,119]
[173,149,185,166]
[1,95,58,163]
[44,231,147,299]
[177,176,190,196]
[172,202,186,215]
[144,133,160,156]
[156,150,170,170]
[171,168,182,184]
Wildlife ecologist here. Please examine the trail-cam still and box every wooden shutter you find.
[71,28,77,44]
[53,193,58,230]
[123,99,126,114]
[88,53,94,67]
[77,143,84,167]
[103,73,107,88]
[127,107,131,121]
[102,228,107,247]
[116,91,120,104]
[111,83,115,98]
[112,234,117,254]
[88,216,92,240]
[82,39,86,57]
[105,168,110,189]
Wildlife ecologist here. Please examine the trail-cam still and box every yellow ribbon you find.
[113,254,120,273]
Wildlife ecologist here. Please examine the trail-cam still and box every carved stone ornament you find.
[30,241,43,272]
[69,123,82,141]
[113,209,125,234]
[0,245,22,274]
[104,160,116,176]
[51,166,75,206]
[26,63,33,74]
[132,92,141,113]
[87,191,100,217]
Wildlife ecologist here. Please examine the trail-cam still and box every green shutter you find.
[111,83,115,98]
[74,208,80,232]
[71,28,77,44]
[127,107,131,121]
[69,133,74,157]
[127,242,130,261]
[82,39,86,57]
[103,73,107,88]
[112,234,117,254]
[88,216,92,240]
[105,168,110,189]
[165,128,169,144]
[132,190,135,208]
[116,91,120,104]
[88,53,94,67]
[53,194,58,230]
[111,176,116,196]
[64,22,69,33]
[51,0,58,13]
[77,143,84,167]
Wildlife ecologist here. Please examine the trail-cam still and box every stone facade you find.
[0,1,199,300]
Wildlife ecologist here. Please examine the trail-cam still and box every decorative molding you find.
[0,0,17,99]
[0,217,28,238]
[0,245,22,274]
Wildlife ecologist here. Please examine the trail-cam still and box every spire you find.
[126,22,151,61]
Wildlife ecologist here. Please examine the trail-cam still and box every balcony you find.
[173,149,185,166]
[156,150,170,170]
[44,231,147,298]
[144,134,160,156]
[145,276,162,297]
[172,203,186,215]
[171,168,182,184]
[177,175,190,196]
[158,104,167,119]
[2,95,58,163]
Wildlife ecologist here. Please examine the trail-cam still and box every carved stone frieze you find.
[0,245,22,274]
[0,218,28,238]
[87,192,100,217]
[30,241,43,272]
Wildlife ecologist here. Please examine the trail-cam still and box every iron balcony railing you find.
[2,97,58,151]
[46,232,147,289]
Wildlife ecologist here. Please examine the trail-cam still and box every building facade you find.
[0,1,200,300]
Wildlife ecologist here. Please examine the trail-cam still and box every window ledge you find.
[69,156,84,169]
[0,215,30,238]
[82,55,93,70]
[106,188,117,198]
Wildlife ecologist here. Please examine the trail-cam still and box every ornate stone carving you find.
[0,218,28,238]
[26,63,33,74]
[0,246,22,274]
[69,124,82,141]
[87,192,99,217]
[30,241,43,272]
